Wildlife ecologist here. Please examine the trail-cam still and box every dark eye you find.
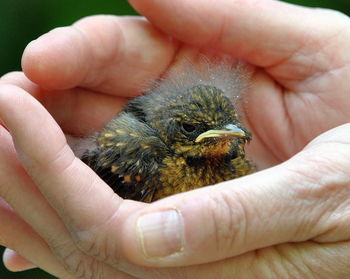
[181,122,196,133]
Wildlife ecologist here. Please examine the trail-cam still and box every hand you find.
[1,0,350,278]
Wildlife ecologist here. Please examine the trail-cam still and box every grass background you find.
[0,0,349,278]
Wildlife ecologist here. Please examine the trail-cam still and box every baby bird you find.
[81,61,254,202]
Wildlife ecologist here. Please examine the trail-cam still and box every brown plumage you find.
[81,60,255,202]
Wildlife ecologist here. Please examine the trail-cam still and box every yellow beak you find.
[195,124,246,143]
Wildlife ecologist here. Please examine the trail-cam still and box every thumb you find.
[120,123,350,267]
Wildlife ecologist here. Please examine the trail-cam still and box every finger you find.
[0,85,192,279]
[119,123,350,267]
[0,199,75,278]
[22,15,177,95]
[2,191,350,279]
[3,249,36,272]
[0,71,41,99]
[119,241,350,279]
[130,0,350,78]
[1,72,128,136]
[2,72,349,279]
[0,96,138,279]
[0,83,122,235]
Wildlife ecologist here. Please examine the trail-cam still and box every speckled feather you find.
[81,60,254,202]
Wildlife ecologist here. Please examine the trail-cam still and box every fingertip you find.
[0,71,41,99]
[22,14,177,96]
[3,249,36,272]
[22,27,89,90]
[1,71,25,82]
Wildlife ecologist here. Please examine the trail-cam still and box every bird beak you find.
[195,124,246,143]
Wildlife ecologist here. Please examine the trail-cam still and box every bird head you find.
[147,85,251,160]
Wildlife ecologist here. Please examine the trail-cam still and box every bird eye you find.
[181,122,196,133]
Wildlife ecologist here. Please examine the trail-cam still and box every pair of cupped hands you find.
[1,0,350,278]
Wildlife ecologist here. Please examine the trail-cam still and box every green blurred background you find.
[0,0,349,278]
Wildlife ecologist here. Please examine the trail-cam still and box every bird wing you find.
[81,112,168,201]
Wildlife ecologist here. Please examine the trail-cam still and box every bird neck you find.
[184,154,231,169]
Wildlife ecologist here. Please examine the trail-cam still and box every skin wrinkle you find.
[268,247,301,279]
[315,15,350,67]
[297,242,348,279]
[265,165,323,241]
[51,240,87,276]
[250,248,279,279]
[259,55,350,161]
[311,69,350,121]
[220,190,249,257]
[296,258,319,279]
[282,145,350,241]
[315,65,350,93]
[76,229,102,261]
[41,144,75,176]
[73,199,123,264]
[242,3,307,66]
[292,35,343,82]
[274,245,315,279]
[266,12,350,84]
[279,88,297,160]
[208,193,226,255]
[259,249,289,279]
[12,126,72,184]
[264,35,307,80]
[312,199,350,243]
[312,178,350,243]
[283,93,326,149]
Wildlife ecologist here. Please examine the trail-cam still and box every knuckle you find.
[73,229,110,263]
[68,201,126,265]
[206,189,248,253]
[284,141,350,239]
[51,240,105,279]
[43,143,76,174]
[286,141,350,200]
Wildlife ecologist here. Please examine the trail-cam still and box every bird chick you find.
[81,60,255,202]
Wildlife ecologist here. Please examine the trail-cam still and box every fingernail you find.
[137,209,184,258]
[3,249,37,272]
